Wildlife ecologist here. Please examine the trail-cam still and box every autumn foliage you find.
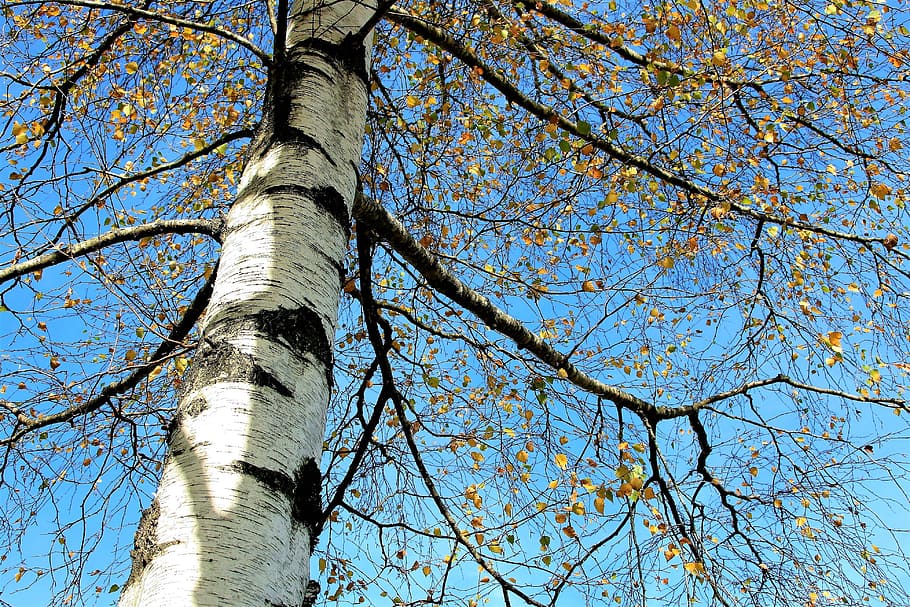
[2,0,909,605]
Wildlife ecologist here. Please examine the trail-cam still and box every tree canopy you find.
[1,0,909,605]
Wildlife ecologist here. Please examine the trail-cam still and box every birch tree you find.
[1,1,909,606]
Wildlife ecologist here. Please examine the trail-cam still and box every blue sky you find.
[2,0,910,606]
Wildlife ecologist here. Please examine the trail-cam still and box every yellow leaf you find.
[684,561,705,576]
[405,95,420,108]
[657,257,675,269]
[870,369,881,383]
[554,453,568,470]
[125,61,139,74]
[174,357,189,374]
[422,565,432,576]
[571,502,585,515]
[594,497,605,514]
[517,450,529,463]
[749,466,758,477]
[124,349,137,361]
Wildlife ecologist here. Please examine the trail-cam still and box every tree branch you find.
[10,0,272,64]
[43,128,253,248]
[386,9,903,253]
[1,266,218,446]
[354,194,907,423]
[1,218,221,285]
[356,224,548,607]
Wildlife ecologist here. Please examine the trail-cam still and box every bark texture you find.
[118,2,374,605]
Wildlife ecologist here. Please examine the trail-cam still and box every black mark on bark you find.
[182,340,294,398]
[252,307,333,387]
[293,458,323,550]
[288,35,369,85]
[123,499,180,590]
[182,396,208,417]
[233,458,323,549]
[235,460,296,500]
[260,184,349,231]
[266,581,319,607]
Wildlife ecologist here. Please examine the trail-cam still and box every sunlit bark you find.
[117,1,374,604]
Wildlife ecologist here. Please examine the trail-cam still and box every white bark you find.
[118,2,373,605]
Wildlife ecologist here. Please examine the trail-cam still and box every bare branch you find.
[354,192,653,415]
[1,218,221,285]
[1,266,218,446]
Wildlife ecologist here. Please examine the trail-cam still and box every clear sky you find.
[2,1,910,606]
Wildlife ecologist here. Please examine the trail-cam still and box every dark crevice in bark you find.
[164,394,208,450]
[303,580,321,607]
[234,460,296,501]
[267,579,319,607]
[292,458,323,549]
[268,127,338,166]
[182,396,209,418]
[261,184,349,231]
[251,307,333,387]
[123,499,180,591]
[288,35,370,85]
[232,458,322,549]
[182,339,295,398]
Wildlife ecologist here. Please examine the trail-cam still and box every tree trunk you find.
[118,2,374,605]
